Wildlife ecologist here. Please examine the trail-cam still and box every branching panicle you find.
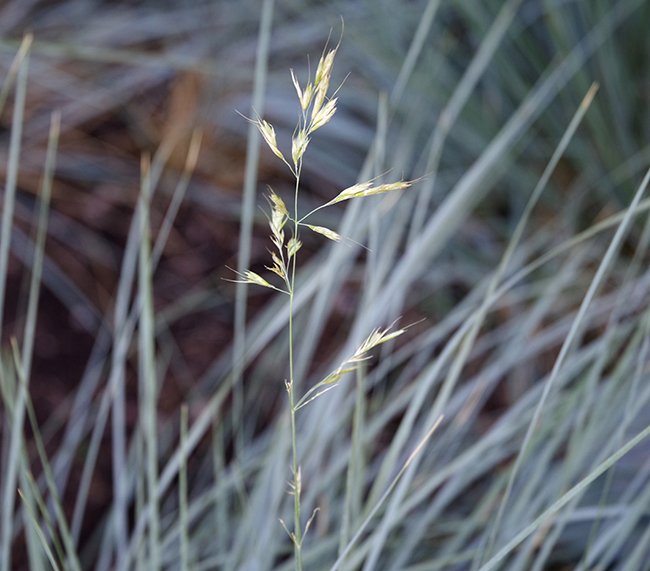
[233,37,418,571]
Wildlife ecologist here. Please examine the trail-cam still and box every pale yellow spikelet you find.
[314,48,337,91]
[266,251,287,282]
[323,325,405,386]
[256,119,285,161]
[266,263,285,280]
[368,180,415,195]
[245,270,274,288]
[309,97,337,133]
[232,270,274,289]
[312,48,337,117]
[327,181,372,205]
[271,205,286,230]
[294,320,408,411]
[271,250,284,268]
[270,229,284,252]
[268,189,288,242]
[354,326,406,358]
[306,224,341,241]
[291,129,310,166]
[321,366,357,385]
[290,68,303,103]
[287,237,302,258]
[264,264,287,281]
[328,179,414,205]
[311,86,326,119]
[269,189,289,218]
[291,69,313,112]
[301,83,314,112]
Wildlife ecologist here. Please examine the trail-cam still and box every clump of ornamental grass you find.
[233,40,414,570]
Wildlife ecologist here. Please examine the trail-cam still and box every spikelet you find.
[266,251,288,283]
[309,97,337,133]
[353,326,407,358]
[294,323,408,410]
[268,189,288,244]
[269,189,289,218]
[287,237,302,258]
[233,270,274,289]
[306,224,341,242]
[256,119,285,161]
[291,69,314,113]
[327,180,414,206]
[312,48,337,117]
[291,129,310,166]
[314,48,337,87]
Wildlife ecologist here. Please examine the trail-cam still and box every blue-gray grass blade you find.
[138,154,160,571]
[12,343,82,571]
[528,186,650,571]
[364,84,598,569]
[370,0,644,333]
[0,361,46,571]
[390,0,442,106]
[331,416,443,571]
[103,123,195,569]
[17,487,61,571]
[20,111,59,388]
[338,364,367,554]
[409,0,523,242]
[478,421,650,571]
[233,0,275,461]
[480,164,650,563]
[0,44,30,571]
[15,113,66,566]
[0,37,29,344]
[179,405,189,571]
[66,130,201,546]
[0,34,32,120]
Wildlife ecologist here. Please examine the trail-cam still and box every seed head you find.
[306,224,341,241]
[256,119,285,161]
[291,69,314,112]
[309,97,337,133]
[291,129,310,166]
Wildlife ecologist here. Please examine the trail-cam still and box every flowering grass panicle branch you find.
[235,37,417,570]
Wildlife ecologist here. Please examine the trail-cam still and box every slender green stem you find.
[288,163,302,571]
[297,201,329,223]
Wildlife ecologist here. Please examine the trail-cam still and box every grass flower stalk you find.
[236,38,415,570]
